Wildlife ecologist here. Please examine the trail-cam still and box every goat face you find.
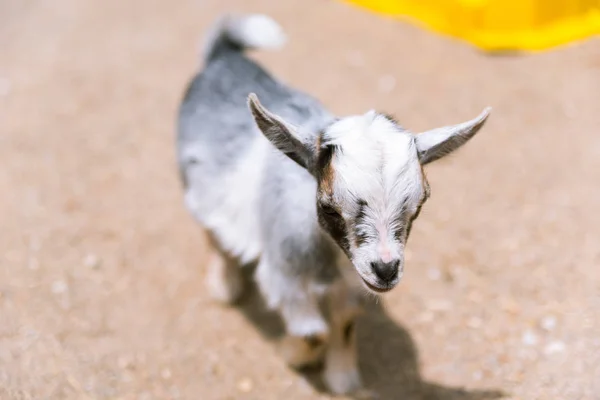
[248,93,490,294]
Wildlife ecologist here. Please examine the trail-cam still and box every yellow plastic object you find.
[344,0,600,51]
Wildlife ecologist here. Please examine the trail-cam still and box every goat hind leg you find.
[204,231,244,304]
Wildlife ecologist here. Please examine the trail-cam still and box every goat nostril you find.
[371,260,400,282]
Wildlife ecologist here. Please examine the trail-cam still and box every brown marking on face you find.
[316,142,336,198]
[320,166,335,197]
[314,143,351,254]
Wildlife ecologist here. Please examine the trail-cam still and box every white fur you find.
[323,113,422,206]
[206,252,243,304]
[228,14,287,50]
[255,255,329,337]
[184,140,268,265]
[322,112,424,288]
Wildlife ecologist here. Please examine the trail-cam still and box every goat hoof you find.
[277,334,327,369]
[323,365,363,395]
[207,278,243,304]
[205,262,243,305]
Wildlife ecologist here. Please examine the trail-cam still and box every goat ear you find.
[415,107,491,165]
[247,93,313,169]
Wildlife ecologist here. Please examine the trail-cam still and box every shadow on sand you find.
[234,267,505,400]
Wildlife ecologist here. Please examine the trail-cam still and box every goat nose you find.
[371,260,400,282]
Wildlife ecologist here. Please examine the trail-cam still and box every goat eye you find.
[321,204,339,216]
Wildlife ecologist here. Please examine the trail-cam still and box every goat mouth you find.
[361,278,393,293]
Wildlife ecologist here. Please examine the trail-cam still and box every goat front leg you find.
[255,260,329,368]
[323,280,365,395]
[277,298,330,369]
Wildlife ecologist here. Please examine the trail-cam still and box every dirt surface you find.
[1,0,599,399]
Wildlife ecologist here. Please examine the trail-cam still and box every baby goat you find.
[177,14,491,394]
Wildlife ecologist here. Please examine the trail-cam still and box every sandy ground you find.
[1,0,599,399]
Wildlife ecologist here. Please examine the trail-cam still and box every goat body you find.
[177,14,490,394]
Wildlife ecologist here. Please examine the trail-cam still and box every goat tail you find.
[202,14,287,63]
